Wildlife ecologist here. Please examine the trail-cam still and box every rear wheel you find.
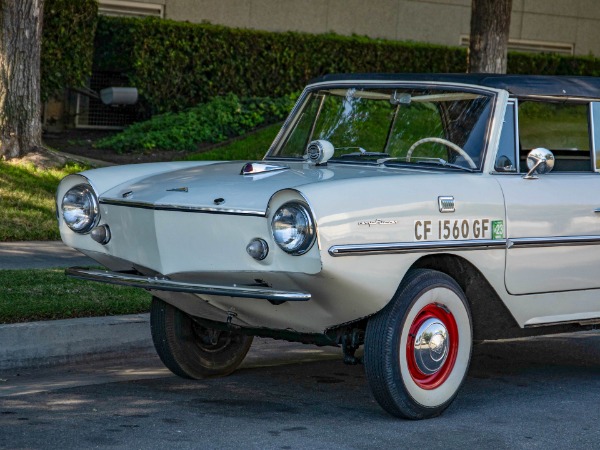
[150,297,253,379]
[364,269,472,419]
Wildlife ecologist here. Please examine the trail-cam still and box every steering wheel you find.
[406,137,477,169]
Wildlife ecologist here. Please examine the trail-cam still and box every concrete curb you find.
[0,314,153,371]
[52,150,116,168]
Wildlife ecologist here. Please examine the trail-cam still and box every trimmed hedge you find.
[94,17,467,113]
[508,51,600,77]
[41,0,98,101]
[94,16,600,114]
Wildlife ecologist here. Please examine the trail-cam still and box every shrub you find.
[96,94,296,152]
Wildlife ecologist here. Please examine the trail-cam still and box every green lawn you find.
[186,122,281,161]
[0,269,151,323]
[0,161,85,241]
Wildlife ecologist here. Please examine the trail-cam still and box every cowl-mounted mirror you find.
[524,148,555,180]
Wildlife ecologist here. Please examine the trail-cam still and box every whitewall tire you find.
[364,269,472,419]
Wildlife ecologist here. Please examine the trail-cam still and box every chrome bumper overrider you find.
[66,267,311,302]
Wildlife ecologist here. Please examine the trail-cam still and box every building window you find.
[460,36,574,55]
[98,0,164,18]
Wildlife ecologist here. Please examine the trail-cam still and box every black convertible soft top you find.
[311,73,600,99]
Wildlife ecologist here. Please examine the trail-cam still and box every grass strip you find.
[0,161,85,241]
[0,269,151,324]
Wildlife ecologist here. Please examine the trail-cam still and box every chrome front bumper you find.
[66,267,311,302]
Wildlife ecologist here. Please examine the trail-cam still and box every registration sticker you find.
[492,220,504,240]
[414,219,503,241]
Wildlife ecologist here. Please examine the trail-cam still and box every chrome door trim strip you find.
[328,239,506,257]
[66,267,311,301]
[591,102,598,173]
[99,198,266,217]
[507,235,600,249]
[329,234,600,256]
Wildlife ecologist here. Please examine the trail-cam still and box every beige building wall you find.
[100,0,600,56]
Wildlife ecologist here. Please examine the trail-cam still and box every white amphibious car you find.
[58,74,600,419]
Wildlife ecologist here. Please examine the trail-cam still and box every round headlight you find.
[271,202,316,255]
[61,184,99,233]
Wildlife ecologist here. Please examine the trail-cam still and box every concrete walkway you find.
[0,241,95,269]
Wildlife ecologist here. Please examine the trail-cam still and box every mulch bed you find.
[43,129,194,165]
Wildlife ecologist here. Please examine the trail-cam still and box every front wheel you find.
[364,269,472,419]
[150,297,253,379]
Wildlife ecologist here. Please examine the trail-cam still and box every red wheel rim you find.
[406,302,459,390]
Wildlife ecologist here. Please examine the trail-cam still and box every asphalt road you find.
[1,332,599,449]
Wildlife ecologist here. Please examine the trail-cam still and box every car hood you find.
[99,160,407,214]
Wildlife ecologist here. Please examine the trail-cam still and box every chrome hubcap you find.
[413,318,449,375]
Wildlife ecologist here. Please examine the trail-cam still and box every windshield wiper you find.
[378,157,475,172]
[339,152,390,159]
[337,147,390,159]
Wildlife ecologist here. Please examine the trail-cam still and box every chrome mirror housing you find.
[524,148,555,179]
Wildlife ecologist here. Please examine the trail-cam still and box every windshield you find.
[268,86,494,170]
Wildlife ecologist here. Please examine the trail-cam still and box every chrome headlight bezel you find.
[271,202,316,255]
[61,184,100,234]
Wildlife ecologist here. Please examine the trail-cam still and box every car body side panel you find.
[497,174,600,294]
[499,290,600,327]
[493,173,600,327]
[299,173,506,258]
[295,173,510,329]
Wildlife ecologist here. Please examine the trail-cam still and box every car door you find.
[494,100,600,295]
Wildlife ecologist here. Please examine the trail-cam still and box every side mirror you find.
[524,148,555,179]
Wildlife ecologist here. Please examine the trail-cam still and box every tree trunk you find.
[468,0,513,74]
[0,0,44,159]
